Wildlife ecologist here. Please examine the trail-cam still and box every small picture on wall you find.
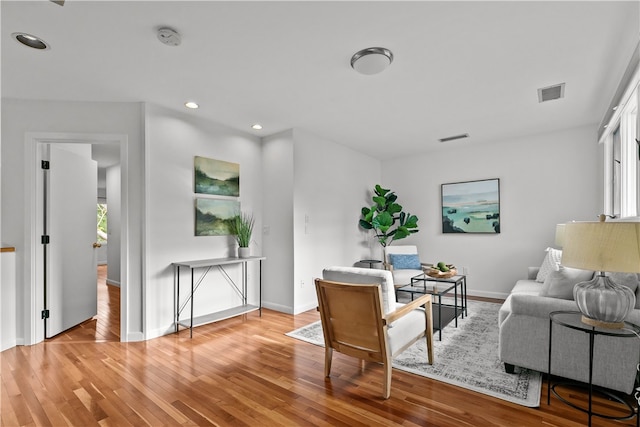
[441,178,500,234]
[194,156,240,197]
[195,198,239,236]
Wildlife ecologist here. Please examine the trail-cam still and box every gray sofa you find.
[499,266,640,394]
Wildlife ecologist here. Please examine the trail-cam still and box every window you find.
[97,203,108,243]
[601,65,639,219]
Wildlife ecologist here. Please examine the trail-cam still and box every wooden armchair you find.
[314,277,433,399]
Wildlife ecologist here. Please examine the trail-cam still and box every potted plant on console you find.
[233,211,254,258]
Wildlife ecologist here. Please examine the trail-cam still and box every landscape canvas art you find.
[194,156,240,197]
[195,198,239,236]
[441,179,500,234]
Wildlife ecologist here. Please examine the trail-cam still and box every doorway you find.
[24,132,129,345]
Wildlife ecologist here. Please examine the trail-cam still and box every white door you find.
[45,145,98,338]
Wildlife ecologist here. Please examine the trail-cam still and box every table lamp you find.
[561,219,640,329]
[555,223,565,248]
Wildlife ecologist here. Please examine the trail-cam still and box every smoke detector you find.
[157,27,181,47]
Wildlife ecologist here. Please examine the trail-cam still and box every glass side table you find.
[548,310,640,427]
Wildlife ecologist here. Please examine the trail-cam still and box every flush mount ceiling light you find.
[251,124,263,130]
[184,101,199,109]
[12,32,50,50]
[350,47,393,75]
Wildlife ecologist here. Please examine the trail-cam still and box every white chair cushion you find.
[322,266,397,313]
[391,269,424,287]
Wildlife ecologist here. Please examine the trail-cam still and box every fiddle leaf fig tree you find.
[359,184,419,247]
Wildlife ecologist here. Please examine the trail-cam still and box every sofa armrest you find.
[509,294,577,319]
[527,267,540,280]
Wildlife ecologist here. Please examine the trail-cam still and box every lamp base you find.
[580,315,624,329]
[574,272,636,329]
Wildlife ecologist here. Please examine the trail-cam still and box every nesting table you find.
[397,273,467,340]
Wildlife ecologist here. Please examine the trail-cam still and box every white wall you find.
[1,99,144,344]
[383,125,601,298]
[1,249,16,351]
[144,104,263,339]
[291,129,381,313]
[262,130,295,313]
[106,164,121,286]
[262,128,382,314]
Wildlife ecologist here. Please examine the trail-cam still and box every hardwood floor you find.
[1,278,637,426]
[49,265,120,343]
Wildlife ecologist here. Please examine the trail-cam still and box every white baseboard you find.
[467,289,509,300]
[293,301,318,315]
[106,279,120,287]
[261,301,294,314]
[125,331,144,342]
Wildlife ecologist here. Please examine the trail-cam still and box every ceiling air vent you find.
[538,83,565,103]
[438,133,469,143]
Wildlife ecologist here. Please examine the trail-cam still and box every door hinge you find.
[41,235,50,244]
[41,309,50,319]
[41,160,50,170]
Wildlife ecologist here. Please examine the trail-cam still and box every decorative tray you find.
[425,267,457,279]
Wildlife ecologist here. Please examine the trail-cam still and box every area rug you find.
[285,300,542,407]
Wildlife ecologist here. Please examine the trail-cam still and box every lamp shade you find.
[554,224,565,248]
[561,221,640,273]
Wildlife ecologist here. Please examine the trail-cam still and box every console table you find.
[173,256,265,337]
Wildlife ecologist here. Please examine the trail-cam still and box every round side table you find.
[359,259,382,269]
[548,310,640,427]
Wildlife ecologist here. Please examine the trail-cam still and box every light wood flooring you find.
[1,268,637,426]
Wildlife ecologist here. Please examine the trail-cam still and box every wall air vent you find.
[438,133,469,143]
[538,83,565,103]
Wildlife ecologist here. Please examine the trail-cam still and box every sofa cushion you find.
[389,253,421,270]
[609,272,640,309]
[540,266,594,300]
[535,247,562,282]
[391,269,426,287]
[510,279,544,296]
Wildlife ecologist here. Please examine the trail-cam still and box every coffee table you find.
[397,273,467,340]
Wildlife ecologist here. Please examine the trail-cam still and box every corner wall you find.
[383,125,601,298]
[262,128,382,314]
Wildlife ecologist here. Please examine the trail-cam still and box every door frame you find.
[23,132,129,344]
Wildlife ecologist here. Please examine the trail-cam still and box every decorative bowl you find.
[425,266,457,279]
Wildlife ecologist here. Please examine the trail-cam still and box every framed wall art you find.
[195,198,239,236]
[194,156,240,197]
[441,178,500,234]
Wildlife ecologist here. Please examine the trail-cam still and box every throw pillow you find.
[609,272,640,309]
[540,266,594,300]
[389,253,421,270]
[535,247,562,283]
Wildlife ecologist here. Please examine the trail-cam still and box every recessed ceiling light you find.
[612,105,619,111]
[251,124,263,130]
[184,101,199,109]
[12,32,49,50]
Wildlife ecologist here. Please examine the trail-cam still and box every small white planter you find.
[238,247,250,258]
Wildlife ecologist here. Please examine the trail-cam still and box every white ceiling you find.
[2,1,639,161]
